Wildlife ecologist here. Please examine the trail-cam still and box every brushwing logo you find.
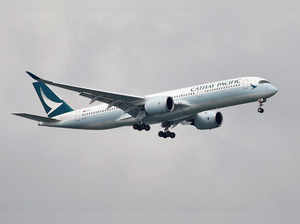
[40,86,63,115]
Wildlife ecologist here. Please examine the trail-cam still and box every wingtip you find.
[26,71,41,81]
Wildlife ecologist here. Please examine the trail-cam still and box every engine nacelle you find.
[145,96,174,115]
[192,111,223,130]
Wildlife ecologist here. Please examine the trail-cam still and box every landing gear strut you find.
[133,123,151,131]
[258,98,266,113]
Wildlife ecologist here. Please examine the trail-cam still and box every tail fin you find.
[33,81,73,118]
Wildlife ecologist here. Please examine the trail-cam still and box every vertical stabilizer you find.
[33,81,73,118]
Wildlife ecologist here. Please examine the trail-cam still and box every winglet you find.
[26,71,41,81]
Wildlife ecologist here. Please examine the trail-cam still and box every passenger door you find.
[75,109,81,121]
[243,78,251,89]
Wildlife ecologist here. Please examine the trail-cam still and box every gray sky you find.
[1,0,300,223]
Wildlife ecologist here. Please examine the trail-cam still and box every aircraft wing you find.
[26,71,145,117]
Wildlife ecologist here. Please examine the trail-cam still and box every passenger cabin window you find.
[259,80,270,84]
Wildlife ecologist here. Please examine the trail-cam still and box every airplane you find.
[13,71,278,139]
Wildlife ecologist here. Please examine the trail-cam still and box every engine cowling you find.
[145,96,174,115]
[192,111,223,130]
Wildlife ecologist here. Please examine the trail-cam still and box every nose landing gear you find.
[258,98,266,113]
[258,108,264,113]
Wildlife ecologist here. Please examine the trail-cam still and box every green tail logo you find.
[33,82,73,118]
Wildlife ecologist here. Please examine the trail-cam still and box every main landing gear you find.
[258,98,266,113]
[158,121,176,139]
[133,123,151,131]
[158,130,176,139]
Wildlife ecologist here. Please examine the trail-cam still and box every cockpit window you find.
[259,80,270,84]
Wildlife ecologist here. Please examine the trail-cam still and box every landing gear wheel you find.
[158,131,164,137]
[170,132,176,139]
[165,131,171,138]
[258,108,264,113]
[158,131,176,139]
[133,123,151,131]
[145,125,150,131]
[133,124,138,130]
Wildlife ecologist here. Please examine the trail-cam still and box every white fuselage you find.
[40,76,278,130]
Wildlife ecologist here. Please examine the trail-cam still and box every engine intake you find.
[192,111,223,130]
[145,96,174,115]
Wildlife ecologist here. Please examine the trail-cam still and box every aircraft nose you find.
[271,85,278,95]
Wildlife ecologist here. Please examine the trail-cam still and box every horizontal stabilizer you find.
[12,113,59,123]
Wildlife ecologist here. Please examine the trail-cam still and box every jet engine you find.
[191,111,223,130]
[145,96,174,115]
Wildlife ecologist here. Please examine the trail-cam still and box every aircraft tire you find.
[258,108,264,113]
[170,132,176,138]
[158,131,164,137]
[145,125,150,131]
